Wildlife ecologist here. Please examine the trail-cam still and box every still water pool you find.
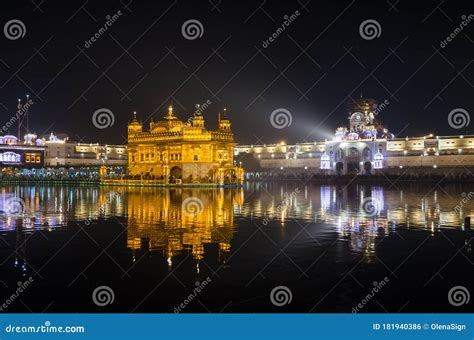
[0,182,472,312]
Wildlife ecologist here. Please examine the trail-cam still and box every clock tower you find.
[348,98,377,133]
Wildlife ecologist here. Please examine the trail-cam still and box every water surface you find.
[0,183,472,312]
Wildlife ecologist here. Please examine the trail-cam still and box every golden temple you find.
[124,106,244,186]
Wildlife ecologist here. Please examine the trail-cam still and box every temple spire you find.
[128,111,142,135]
[218,108,231,130]
[165,104,176,120]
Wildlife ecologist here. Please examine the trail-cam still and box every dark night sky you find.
[0,0,472,145]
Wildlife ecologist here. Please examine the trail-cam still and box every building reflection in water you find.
[0,184,472,267]
[125,188,244,266]
[0,185,246,274]
[0,186,124,231]
[0,186,125,276]
[238,183,473,256]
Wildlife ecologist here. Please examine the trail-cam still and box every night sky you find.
[0,0,472,145]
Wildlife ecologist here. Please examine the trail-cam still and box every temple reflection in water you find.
[0,184,472,263]
[125,188,244,262]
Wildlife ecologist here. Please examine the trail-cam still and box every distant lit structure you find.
[0,95,45,169]
[0,95,127,178]
[126,106,244,185]
[0,131,127,178]
[43,132,126,167]
[0,134,45,168]
[235,97,474,175]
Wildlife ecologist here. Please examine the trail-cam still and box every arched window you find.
[363,147,372,160]
[320,152,331,169]
[347,132,359,140]
[373,151,384,169]
[348,147,359,158]
[0,152,21,163]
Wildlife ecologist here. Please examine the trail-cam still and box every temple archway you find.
[347,162,360,174]
[225,169,237,183]
[170,166,182,179]
[364,161,372,175]
[362,147,372,160]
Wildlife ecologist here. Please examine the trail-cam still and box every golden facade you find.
[127,106,244,185]
[125,188,244,262]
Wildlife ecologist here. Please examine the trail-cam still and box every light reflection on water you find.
[0,183,472,260]
[238,184,472,229]
[0,186,125,231]
[125,188,243,262]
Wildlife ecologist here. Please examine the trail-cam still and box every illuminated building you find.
[235,98,474,175]
[0,132,128,169]
[125,188,243,262]
[0,134,45,169]
[126,106,244,185]
[1,95,126,175]
[0,96,45,170]
[43,133,127,167]
[0,131,126,178]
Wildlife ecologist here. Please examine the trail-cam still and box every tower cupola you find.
[128,111,143,135]
[218,108,231,130]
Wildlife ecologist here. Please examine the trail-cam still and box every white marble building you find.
[235,98,474,176]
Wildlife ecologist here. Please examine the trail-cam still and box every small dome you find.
[347,132,359,140]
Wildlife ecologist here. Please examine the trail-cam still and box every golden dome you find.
[150,105,184,132]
